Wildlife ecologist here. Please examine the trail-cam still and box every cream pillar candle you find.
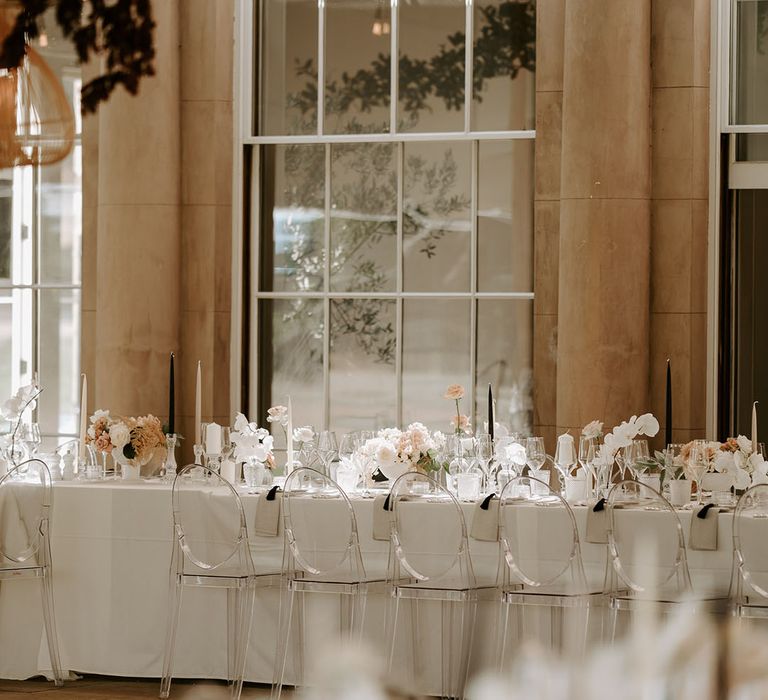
[79,374,88,456]
[205,422,221,455]
[194,361,202,446]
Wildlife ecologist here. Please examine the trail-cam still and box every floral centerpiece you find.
[444,384,471,435]
[359,423,445,482]
[86,410,165,479]
[677,436,768,490]
[232,413,275,467]
[1,382,41,466]
[595,413,660,467]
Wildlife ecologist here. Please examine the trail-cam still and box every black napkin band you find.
[266,485,281,501]
[372,468,389,483]
[592,498,606,513]
[697,503,716,519]
[383,494,391,511]
[480,493,496,510]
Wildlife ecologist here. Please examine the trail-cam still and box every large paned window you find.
[0,28,82,447]
[242,0,535,438]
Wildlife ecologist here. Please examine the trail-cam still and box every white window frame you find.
[232,0,536,429]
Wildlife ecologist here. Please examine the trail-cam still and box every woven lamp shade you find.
[0,15,75,168]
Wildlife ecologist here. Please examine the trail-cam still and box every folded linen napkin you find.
[372,494,391,541]
[253,486,282,537]
[470,494,499,541]
[689,503,720,551]
[586,498,616,544]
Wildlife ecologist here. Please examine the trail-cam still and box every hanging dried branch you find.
[0,0,156,114]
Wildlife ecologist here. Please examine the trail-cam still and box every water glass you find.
[457,471,481,501]
[317,431,338,479]
[243,458,266,492]
[525,437,546,472]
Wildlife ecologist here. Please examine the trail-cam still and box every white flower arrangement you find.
[710,435,768,489]
[232,413,274,465]
[581,420,603,441]
[596,413,660,466]
[359,423,443,481]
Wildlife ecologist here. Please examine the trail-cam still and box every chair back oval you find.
[607,479,690,595]
[282,467,361,578]
[388,470,472,585]
[498,474,584,589]
[172,464,249,572]
[0,458,52,565]
[734,484,768,600]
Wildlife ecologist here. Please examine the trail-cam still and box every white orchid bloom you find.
[635,413,660,437]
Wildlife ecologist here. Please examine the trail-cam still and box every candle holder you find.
[205,453,222,476]
[163,434,178,482]
[192,444,206,481]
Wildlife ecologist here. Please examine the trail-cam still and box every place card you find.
[253,485,282,537]
[470,494,499,541]
[689,503,720,551]
[372,494,391,541]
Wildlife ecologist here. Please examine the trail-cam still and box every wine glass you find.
[578,435,596,495]
[336,433,360,492]
[525,437,546,474]
[316,430,338,479]
[631,439,650,476]
[474,434,493,492]
[20,422,41,459]
[688,439,709,505]
[554,437,576,480]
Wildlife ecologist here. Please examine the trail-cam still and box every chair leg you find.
[352,589,368,643]
[410,598,422,689]
[609,602,619,643]
[159,577,184,699]
[385,592,400,678]
[231,582,256,700]
[271,583,295,700]
[227,588,240,683]
[550,605,563,652]
[456,598,477,700]
[495,602,511,673]
[40,565,63,687]
[440,600,453,699]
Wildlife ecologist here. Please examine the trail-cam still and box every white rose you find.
[737,435,753,454]
[506,443,527,467]
[233,413,250,433]
[109,422,131,452]
[714,451,735,474]
[293,426,315,443]
[374,440,397,468]
[581,420,603,440]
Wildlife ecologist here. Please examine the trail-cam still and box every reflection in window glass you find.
[398,0,465,133]
[330,143,397,292]
[330,298,397,432]
[403,298,471,429]
[478,140,534,292]
[472,0,536,131]
[732,0,768,125]
[260,0,318,135]
[325,0,391,134]
[403,141,472,292]
[259,144,325,292]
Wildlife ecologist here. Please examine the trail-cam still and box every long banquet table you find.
[0,480,742,692]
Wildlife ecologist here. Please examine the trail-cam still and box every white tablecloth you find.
[0,481,740,691]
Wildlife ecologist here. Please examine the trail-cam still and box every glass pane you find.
[330,143,397,292]
[40,144,82,284]
[257,298,324,432]
[478,140,533,292]
[259,144,325,292]
[471,0,535,131]
[260,0,318,135]
[325,0,390,134]
[403,298,471,429]
[398,0,465,132]
[330,298,396,432]
[731,0,768,124]
[403,141,471,292]
[0,173,12,282]
[475,299,532,435]
[38,289,80,437]
[0,289,33,433]
[736,133,768,160]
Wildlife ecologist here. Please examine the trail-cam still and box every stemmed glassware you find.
[578,435,596,496]
[630,439,650,478]
[20,422,41,459]
[336,433,360,492]
[474,434,493,492]
[689,439,710,505]
[525,437,546,474]
[316,430,338,479]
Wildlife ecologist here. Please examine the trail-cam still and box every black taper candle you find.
[488,383,494,442]
[665,359,672,447]
[168,352,175,435]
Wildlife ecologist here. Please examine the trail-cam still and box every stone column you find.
[94,0,181,417]
[556,0,652,434]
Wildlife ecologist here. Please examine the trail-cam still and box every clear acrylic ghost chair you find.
[732,484,768,619]
[385,471,491,700]
[495,475,603,669]
[605,479,725,639]
[272,467,384,699]
[160,464,280,699]
[0,458,62,685]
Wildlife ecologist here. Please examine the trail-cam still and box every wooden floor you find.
[0,676,287,699]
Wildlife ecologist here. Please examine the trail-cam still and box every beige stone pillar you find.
[94,1,181,417]
[556,0,652,434]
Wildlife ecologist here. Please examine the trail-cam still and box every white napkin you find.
[586,498,610,544]
[689,503,720,551]
[253,486,282,537]
[471,494,499,541]
[372,494,391,542]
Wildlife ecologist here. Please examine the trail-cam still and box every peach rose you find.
[444,384,465,401]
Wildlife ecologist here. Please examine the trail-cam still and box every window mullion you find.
[396,141,404,427]
[317,0,326,136]
[469,140,478,430]
[464,0,473,133]
[390,0,398,135]
[323,143,331,430]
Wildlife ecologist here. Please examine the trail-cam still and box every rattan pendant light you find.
[0,11,74,168]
